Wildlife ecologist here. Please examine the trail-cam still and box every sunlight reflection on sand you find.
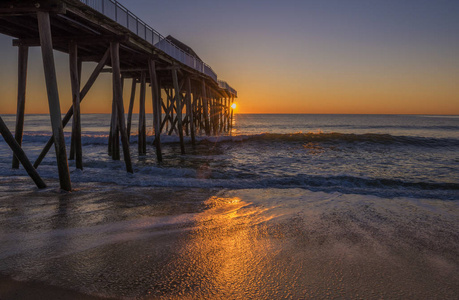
[0,185,458,299]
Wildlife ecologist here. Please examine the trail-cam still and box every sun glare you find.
[231,103,237,109]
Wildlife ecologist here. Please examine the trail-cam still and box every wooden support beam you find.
[0,116,46,189]
[149,59,163,161]
[227,99,230,132]
[172,68,185,154]
[160,90,177,133]
[208,90,217,135]
[108,89,120,159]
[201,80,210,135]
[220,98,224,133]
[70,57,82,160]
[167,117,179,136]
[186,77,196,145]
[110,41,133,173]
[37,11,71,191]
[165,89,170,132]
[126,78,137,141]
[34,48,110,169]
[12,45,28,169]
[182,90,190,137]
[138,71,146,155]
[166,89,173,135]
[230,95,234,132]
[69,41,82,170]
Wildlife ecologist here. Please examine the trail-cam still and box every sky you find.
[0,0,458,114]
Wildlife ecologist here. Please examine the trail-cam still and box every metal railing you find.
[77,0,218,82]
[218,80,237,97]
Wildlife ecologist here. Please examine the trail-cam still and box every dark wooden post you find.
[223,97,228,132]
[184,90,190,137]
[148,59,163,161]
[209,90,216,135]
[126,78,136,141]
[197,89,203,134]
[69,58,82,160]
[186,77,196,145]
[12,45,28,169]
[37,11,71,191]
[218,98,224,133]
[110,41,133,173]
[168,89,174,133]
[228,97,231,132]
[165,89,170,132]
[69,41,83,170]
[230,95,234,132]
[138,71,146,155]
[201,80,210,135]
[108,93,120,159]
[172,68,185,154]
[0,117,46,189]
[193,86,199,133]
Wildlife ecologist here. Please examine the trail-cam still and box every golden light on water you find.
[231,103,237,110]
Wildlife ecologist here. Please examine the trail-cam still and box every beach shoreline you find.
[0,182,457,299]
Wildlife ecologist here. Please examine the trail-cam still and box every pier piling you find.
[12,45,28,170]
[69,41,83,170]
[37,11,71,191]
[110,41,133,173]
[127,79,137,141]
[148,59,163,161]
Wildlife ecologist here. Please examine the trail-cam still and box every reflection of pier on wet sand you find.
[0,0,237,191]
[0,185,457,299]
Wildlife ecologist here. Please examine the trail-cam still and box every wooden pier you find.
[0,0,237,191]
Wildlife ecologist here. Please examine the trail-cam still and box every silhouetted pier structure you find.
[0,0,237,191]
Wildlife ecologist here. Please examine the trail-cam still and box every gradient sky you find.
[0,0,458,114]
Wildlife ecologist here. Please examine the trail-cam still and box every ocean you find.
[0,114,458,199]
[0,114,458,299]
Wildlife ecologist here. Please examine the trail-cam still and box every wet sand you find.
[0,179,458,299]
[0,275,113,300]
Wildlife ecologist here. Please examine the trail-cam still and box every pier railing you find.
[218,80,237,97]
[78,0,218,82]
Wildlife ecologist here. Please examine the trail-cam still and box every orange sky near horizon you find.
[0,1,458,116]
[0,45,456,116]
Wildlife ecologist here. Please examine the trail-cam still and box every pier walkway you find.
[0,0,237,191]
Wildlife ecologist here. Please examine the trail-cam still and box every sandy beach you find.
[0,178,458,299]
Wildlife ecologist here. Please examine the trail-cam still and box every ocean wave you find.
[201,132,459,148]
[5,131,458,148]
[2,161,456,200]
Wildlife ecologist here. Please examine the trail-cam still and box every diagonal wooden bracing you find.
[34,48,111,169]
[0,116,46,189]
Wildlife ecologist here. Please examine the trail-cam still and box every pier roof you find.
[165,35,202,61]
